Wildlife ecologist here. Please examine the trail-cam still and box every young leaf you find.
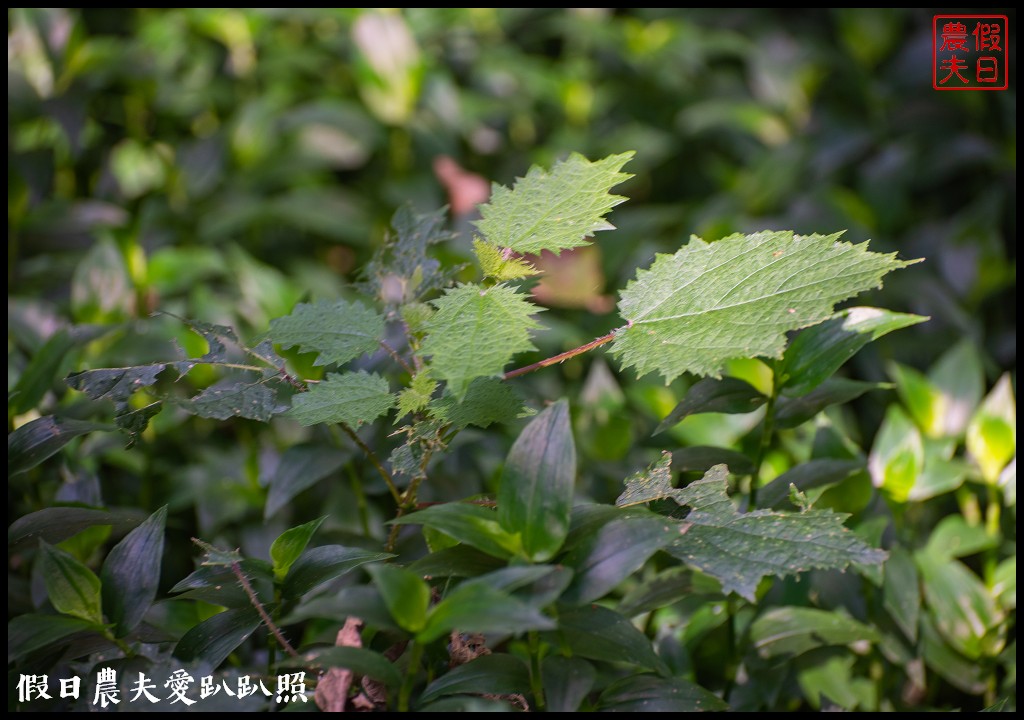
[498,399,576,562]
[612,231,917,384]
[473,238,536,281]
[8,416,112,476]
[474,151,634,256]
[270,516,326,581]
[927,339,984,437]
[666,465,887,601]
[869,405,923,502]
[38,542,104,624]
[286,371,394,426]
[428,377,525,429]
[100,506,167,636]
[366,564,431,634]
[779,306,927,396]
[966,374,1016,484]
[421,283,540,399]
[268,299,385,366]
[655,376,766,434]
[182,380,279,421]
[397,371,438,417]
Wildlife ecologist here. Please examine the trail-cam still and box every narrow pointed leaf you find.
[775,378,889,429]
[391,503,518,560]
[7,614,103,663]
[475,151,634,256]
[672,446,755,475]
[286,371,394,426]
[280,646,401,690]
[270,516,326,581]
[498,399,576,561]
[420,654,530,703]
[268,299,384,366]
[38,542,103,624]
[882,547,920,643]
[283,545,393,598]
[542,657,596,712]
[9,507,140,548]
[546,604,664,672]
[759,459,864,509]
[265,445,349,518]
[612,232,916,384]
[420,582,555,644]
[749,606,879,658]
[174,606,263,667]
[656,377,766,434]
[100,506,167,636]
[9,416,112,476]
[598,674,727,712]
[367,564,430,634]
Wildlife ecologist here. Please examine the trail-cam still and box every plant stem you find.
[338,423,402,505]
[398,641,424,711]
[386,448,435,552]
[503,327,623,380]
[749,370,778,510]
[528,631,546,710]
[380,339,415,375]
[231,561,299,658]
[983,484,1001,585]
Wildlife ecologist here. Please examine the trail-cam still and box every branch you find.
[379,339,415,375]
[338,423,403,505]
[503,326,624,380]
[231,561,299,658]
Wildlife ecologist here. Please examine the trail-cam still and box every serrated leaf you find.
[473,238,537,280]
[397,372,438,417]
[749,606,879,658]
[100,506,167,636]
[616,452,681,507]
[172,317,240,371]
[268,299,384,366]
[612,231,916,384]
[367,564,430,634]
[421,283,540,399]
[598,674,727,712]
[270,516,326,581]
[419,582,555,643]
[38,542,103,624]
[498,399,575,561]
[174,606,263,667]
[420,654,530,703]
[193,538,244,567]
[428,377,524,429]
[182,380,279,421]
[655,376,766,434]
[780,306,927,396]
[665,465,887,601]
[475,151,634,256]
[8,415,112,476]
[115,401,162,446]
[282,545,393,598]
[775,378,890,429]
[66,364,167,405]
[287,371,394,426]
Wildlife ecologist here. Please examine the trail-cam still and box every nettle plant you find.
[12,152,1009,711]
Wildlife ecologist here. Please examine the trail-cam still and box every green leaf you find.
[38,541,103,624]
[546,604,664,672]
[474,238,537,281]
[407,545,506,579]
[7,614,103,663]
[928,339,985,437]
[758,459,865,509]
[419,582,555,644]
[672,446,755,476]
[65,364,167,405]
[882,546,920,643]
[286,371,394,426]
[367,564,431,634]
[264,445,349,518]
[598,674,727,712]
[391,503,519,559]
[280,646,401,690]
[541,657,596,712]
[665,465,887,601]
[655,377,766,434]
[428,377,524,429]
[398,371,438,417]
[749,606,879,658]
[268,299,384,366]
[283,545,393,598]
[174,606,263,668]
[100,506,167,636]
[9,507,140,548]
[992,557,1015,611]
[8,415,112,476]
[920,615,988,695]
[780,306,927,396]
[193,538,244,566]
[619,567,701,617]
[474,151,634,256]
[869,405,923,503]
[169,560,271,607]
[966,374,1016,483]
[923,515,999,561]
[421,283,540,399]
[10,325,112,415]
[270,516,326,581]
[498,399,575,561]
[612,231,916,384]
[182,380,279,421]
[420,654,530,703]
[797,654,877,711]
[616,452,680,507]
[775,378,890,429]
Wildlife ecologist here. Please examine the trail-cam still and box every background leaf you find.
[100,505,167,636]
[38,541,103,624]
[268,299,384,366]
[8,416,112,475]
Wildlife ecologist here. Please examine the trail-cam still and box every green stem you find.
[983,484,1001,585]
[528,631,546,710]
[338,422,402,505]
[749,371,779,510]
[346,464,372,537]
[398,641,424,712]
[721,596,739,701]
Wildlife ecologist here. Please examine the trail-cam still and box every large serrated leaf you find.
[268,299,384,366]
[182,380,279,421]
[428,377,524,429]
[286,371,394,426]
[498,399,575,562]
[421,283,540,399]
[474,152,634,256]
[100,506,167,636]
[612,231,917,384]
[665,465,887,601]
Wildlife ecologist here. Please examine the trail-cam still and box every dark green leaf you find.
[38,541,103,624]
[420,654,529,703]
[182,380,279,421]
[115,401,162,446]
[619,567,701,617]
[282,545,392,598]
[598,674,727,712]
[882,547,920,643]
[100,506,166,636]
[174,606,263,668]
[10,325,112,414]
[268,299,385,366]
[498,399,576,561]
[65,364,166,405]
[672,446,755,475]
[759,459,865,509]
[367,564,430,634]
[193,538,245,566]
[271,516,325,580]
[541,656,596,712]
[7,613,103,663]
[286,371,395,427]
[391,503,518,559]
[655,377,766,434]
[418,697,517,712]
[780,307,927,396]
[8,415,112,476]
[616,452,680,507]
[428,377,524,429]
[8,507,139,548]
[547,605,664,672]
[280,646,401,689]
[749,607,879,658]
[407,545,506,579]
[281,586,399,631]
[775,378,890,429]
[923,515,999,561]
[419,582,555,643]
[920,615,988,694]
[264,445,348,518]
